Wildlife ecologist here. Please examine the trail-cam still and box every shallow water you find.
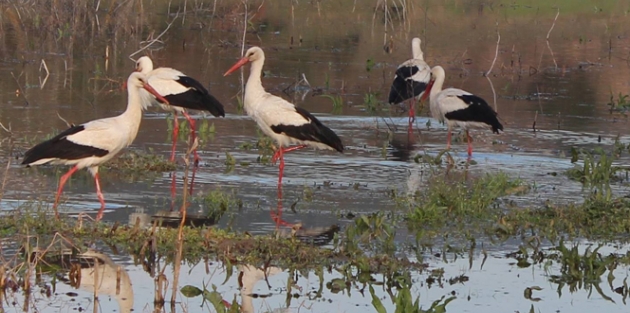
[2,0,630,312]
[3,242,629,313]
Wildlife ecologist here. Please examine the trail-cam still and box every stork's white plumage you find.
[388,37,432,124]
[135,56,225,164]
[427,66,503,157]
[22,72,169,221]
[223,46,344,186]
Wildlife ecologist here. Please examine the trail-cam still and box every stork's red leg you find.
[53,165,79,219]
[271,145,308,185]
[271,149,281,165]
[171,112,179,163]
[181,110,200,166]
[408,99,415,123]
[466,130,473,157]
[282,145,308,154]
[277,147,285,186]
[94,172,106,221]
[270,183,293,229]
[446,128,452,149]
[272,145,307,165]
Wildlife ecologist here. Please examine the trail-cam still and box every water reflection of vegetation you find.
[508,241,630,304]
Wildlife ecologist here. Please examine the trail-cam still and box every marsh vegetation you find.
[1,0,630,312]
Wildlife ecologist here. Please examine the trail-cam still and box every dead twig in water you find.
[93,259,99,313]
[485,23,500,77]
[546,8,559,70]
[485,75,498,112]
[485,23,500,112]
[39,59,50,89]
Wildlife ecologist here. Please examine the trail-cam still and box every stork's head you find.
[135,56,154,74]
[223,46,265,76]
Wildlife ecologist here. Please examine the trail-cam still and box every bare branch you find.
[56,112,74,128]
[39,59,50,89]
[546,8,560,40]
[129,13,180,61]
[486,23,500,76]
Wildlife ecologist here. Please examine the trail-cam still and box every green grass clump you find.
[406,171,525,227]
[105,150,176,172]
[566,147,621,186]
[607,92,630,114]
[364,91,381,114]
[193,189,242,220]
[505,195,630,240]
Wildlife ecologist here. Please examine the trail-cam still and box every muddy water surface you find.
[1,0,630,312]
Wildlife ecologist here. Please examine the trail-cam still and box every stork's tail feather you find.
[202,93,226,117]
[319,125,344,153]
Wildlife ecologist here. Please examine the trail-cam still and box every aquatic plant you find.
[566,147,623,188]
[607,92,630,114]
[104,150,176,172]
[364,91,381,114]
[321,94,344,114]
[342,211,397,255]
[370,283,455,313]
[194,189,241,220]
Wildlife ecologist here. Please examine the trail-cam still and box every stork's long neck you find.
[430,69,445,100]
[121,85,144,144]
[412,42,424,60]
[244,57,266,111]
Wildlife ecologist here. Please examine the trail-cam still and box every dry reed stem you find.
[485,23,500,76]
[56,112,74,128]
[39,59,50,89]
[170,137,197,307]
[238,0,249,108]
[485,24,500,112]
[546,8,560,40]
[539,8,559,70]
[93,259,99,313]
[485,75,498,112]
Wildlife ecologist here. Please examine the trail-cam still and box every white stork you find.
[135,56,225,164]
[388,37,432,125]
[223,46,344,185]
[426,65,503,157]
[21,72,169,221]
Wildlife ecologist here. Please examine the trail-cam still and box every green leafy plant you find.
[321,94,344,114]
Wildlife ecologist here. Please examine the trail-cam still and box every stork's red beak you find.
[143,83,169,105]
[223,57,249,76]
[420,79,435,102]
